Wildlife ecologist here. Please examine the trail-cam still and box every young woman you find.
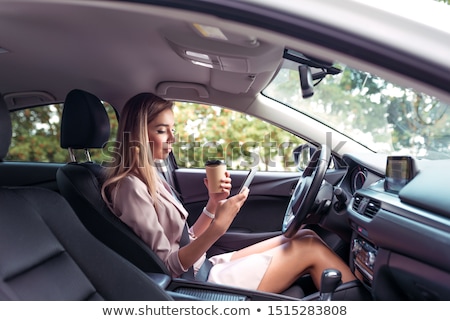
[101,92,355,294]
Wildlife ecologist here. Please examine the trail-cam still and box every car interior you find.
[54,87,367,301]
[1,0,449,301]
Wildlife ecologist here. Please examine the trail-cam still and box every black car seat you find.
[0,95,171,301]
[56,89,170,276]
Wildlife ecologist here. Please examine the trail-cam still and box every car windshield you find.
[263,54,450,160]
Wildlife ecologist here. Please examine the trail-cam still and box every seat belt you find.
[195,258,213,282]
[179,221,212,282]
[179,223,196,280]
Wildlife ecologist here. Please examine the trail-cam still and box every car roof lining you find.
[0,0,284,112]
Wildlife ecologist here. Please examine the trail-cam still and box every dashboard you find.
[341,153,450,300]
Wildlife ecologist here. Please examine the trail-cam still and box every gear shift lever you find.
[319,269,342,301]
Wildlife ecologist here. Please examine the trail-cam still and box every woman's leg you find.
[231,229,355,293]
[230,229,317,260]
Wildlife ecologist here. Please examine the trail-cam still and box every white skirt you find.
[206,251,273,290]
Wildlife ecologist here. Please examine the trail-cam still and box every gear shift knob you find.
[319,268,342,301]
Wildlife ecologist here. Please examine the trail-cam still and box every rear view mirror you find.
[299,65,314,98]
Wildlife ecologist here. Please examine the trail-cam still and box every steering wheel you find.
[282,144,331,238]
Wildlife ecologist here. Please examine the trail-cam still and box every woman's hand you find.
[180,187,249,269]
[210,187,249,235]
[204,171,231,206]
[190,172,233,237]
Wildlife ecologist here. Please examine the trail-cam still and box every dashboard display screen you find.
[384,156,414,193]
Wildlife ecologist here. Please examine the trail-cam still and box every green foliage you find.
[264,64,450,159]
[6,103,118,163]
[6,99,303,171]
[172,103,305,171]
[8,104,66,162]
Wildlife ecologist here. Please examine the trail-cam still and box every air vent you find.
[352,194,363,212]
[352,194,381,219]
[363,199,381,218]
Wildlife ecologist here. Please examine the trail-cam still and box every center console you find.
[147,273,303,301]
[148,271,371,301]
[351,236,378,288]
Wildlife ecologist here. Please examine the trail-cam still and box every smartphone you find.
[238,167,258,194]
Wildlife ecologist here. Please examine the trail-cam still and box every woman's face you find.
[147,108,175,160]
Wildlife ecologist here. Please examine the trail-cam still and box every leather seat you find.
[56,89,169,275]
[0,95,171,300]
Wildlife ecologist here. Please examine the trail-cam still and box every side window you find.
[6,103,118,163]
[172,102,306,172]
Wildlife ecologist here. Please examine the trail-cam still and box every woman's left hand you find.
[204,171,231,205]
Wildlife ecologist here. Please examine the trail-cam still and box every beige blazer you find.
[111,175,203,277]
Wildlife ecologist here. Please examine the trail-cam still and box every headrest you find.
[0,95,12,160]
[60,89,110,149]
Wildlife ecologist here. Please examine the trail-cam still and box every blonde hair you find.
[101,93,173,211]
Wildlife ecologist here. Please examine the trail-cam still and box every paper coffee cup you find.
[205,160,226,193]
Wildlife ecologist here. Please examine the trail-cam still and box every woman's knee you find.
[290,231,325,252]
[293,228,320,239]
[282,229,329,256]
